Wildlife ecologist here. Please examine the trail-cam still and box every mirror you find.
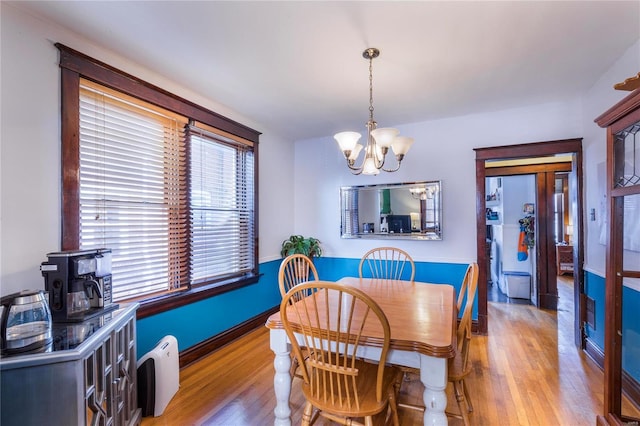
[340,181,442,240]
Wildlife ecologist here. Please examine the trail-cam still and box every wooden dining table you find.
[265,276,457,426]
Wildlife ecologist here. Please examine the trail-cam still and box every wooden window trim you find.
[57,43,261,318]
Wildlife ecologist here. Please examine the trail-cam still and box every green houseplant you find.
[280,235,323,258]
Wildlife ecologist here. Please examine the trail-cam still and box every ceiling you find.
[11,1,640,141]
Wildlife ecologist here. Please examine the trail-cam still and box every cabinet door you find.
[84,332,113,426]
[112,316,139,426]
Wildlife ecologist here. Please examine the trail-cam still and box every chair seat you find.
[302,358,403,418]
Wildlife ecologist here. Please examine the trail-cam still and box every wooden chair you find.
[457,262,477,312]
[280,281,402,426]
[358,247,415,281]
[278,253,319,298]
[397,263,478,425]
[446,262,479,425]
[278,254,320,380]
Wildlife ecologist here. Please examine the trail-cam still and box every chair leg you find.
[453,380,471,426]
[462,378,473,412]
[301,402,314,426]
[388,390,400,426]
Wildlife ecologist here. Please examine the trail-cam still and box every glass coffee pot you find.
[0,290,52,354]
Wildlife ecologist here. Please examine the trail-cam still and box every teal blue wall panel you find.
[584,271,606,349]
[623,284,640,382]
[137,259,281,356]
[137,257,473,358]
[584,270,640,383]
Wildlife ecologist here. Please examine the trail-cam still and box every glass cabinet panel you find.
[613,123,640,188]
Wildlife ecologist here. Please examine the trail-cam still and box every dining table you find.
[265,276,457,426]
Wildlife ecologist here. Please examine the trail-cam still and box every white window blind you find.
[77,80,256,301]
[79,79,189,300]
[189,123,255,284]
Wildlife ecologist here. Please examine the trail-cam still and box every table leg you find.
[270,329,292,426]
[420,355,448,425]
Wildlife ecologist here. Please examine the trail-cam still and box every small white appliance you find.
[137,335,180,417]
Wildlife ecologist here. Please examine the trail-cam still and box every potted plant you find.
[280,235,323,258]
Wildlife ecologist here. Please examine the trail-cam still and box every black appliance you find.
[41,249,117,322]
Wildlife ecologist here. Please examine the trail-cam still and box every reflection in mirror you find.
[340,181,442,240]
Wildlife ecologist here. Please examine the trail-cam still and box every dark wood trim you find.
[56,43,260,142]
[475,138,582,160]
[604,124,623,416]
[595,89,640,128]
[485,162,572,176]
[474,138,583,337]
[537,171,558,310]
[60,68,81,250]
[475,158,488,334]
[178,305,279,368]
[136,274,260,319]
[573,148,585,348]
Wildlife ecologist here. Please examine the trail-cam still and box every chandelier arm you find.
[346,157,366,174]
[381,156,404,173]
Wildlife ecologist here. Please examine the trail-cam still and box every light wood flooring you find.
[141,276,640,425]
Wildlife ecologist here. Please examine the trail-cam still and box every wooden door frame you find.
[474,138,583,345]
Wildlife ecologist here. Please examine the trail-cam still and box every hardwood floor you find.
[141,276,640,425]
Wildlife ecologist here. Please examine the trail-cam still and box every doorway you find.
[485,171,575,307]
[474,138,584,349]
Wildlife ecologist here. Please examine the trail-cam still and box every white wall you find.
[294,100,582,263]
[582,39,640,278]
[499,175,536,275]
[0,3,294,296]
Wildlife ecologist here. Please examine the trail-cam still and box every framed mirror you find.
[340,181,442,240]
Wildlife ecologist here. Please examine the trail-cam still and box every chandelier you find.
[334,48,414,175]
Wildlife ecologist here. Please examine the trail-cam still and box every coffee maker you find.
[41,249,117,322]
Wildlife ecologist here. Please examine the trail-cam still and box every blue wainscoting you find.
[584,271,606,349]
[623,284,640,381]
[137,259,282,356]
[137,257,472,357]
[584,270,640,383]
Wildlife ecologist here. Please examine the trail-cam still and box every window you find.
[58,44,260,316]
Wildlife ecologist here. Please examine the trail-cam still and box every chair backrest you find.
[280,281,392,405]
[358,247,415,281]
[456,262,477,312]
[278,254,319,299]
[455,263,479,371]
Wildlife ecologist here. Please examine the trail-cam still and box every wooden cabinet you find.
[556,245,573,275]
[595,82,640,425]
[0,304,141,426]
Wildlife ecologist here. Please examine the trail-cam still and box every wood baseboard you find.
[623,366,640,414]
[585,337,605,367]
[584,337,640,414]
[178,305,279,368]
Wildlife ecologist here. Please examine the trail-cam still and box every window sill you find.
[133,273,261,319]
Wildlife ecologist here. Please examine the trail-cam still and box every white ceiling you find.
[12,1,640,141]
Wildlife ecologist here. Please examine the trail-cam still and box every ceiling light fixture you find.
[334,48,414,175]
